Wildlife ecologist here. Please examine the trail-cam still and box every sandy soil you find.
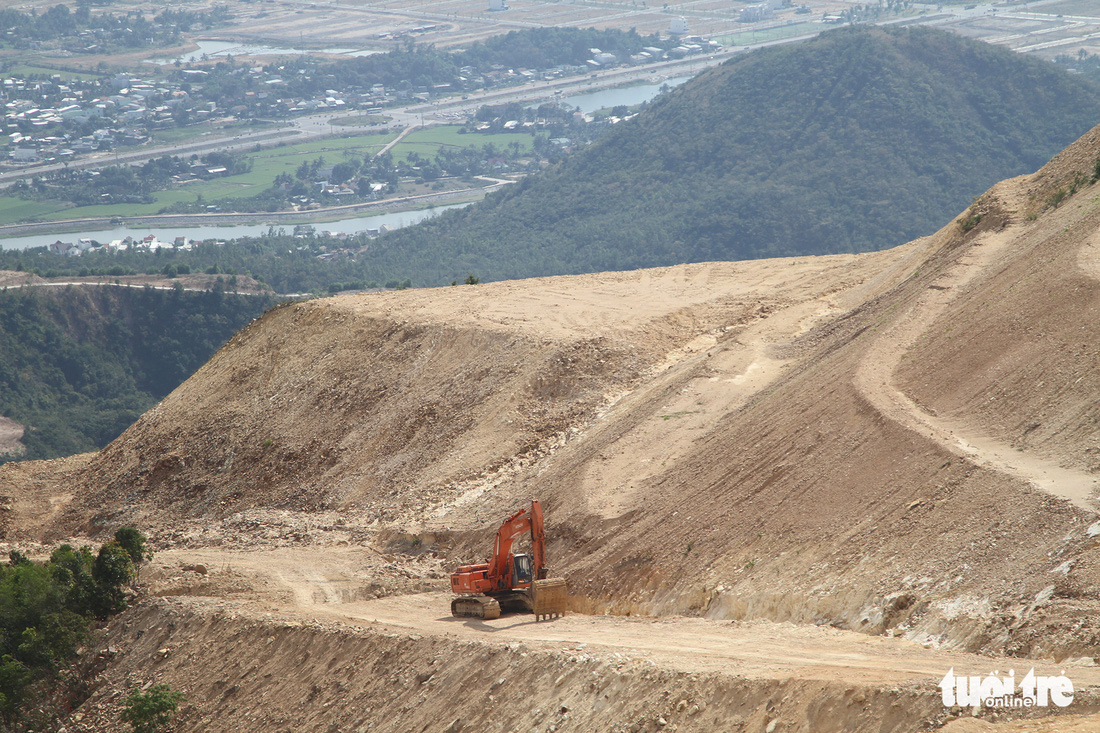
[10,126,1100,733]
[0,270,41,287]
[856,179,1099,512]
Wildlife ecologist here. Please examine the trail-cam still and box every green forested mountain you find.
[370,26,1100,283]
[0,285,278,461]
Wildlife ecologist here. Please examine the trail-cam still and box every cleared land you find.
[6,123,1100,730]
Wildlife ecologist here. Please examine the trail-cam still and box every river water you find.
[0,205,467,251]
[558,76,691,114]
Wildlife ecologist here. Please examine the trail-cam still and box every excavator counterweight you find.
[449,500,567,620]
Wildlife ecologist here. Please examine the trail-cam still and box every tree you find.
[0,655,31,725]
[91,542,134,616]
[121,684,185,733]
[0,535,146,725]
[330,160,359,185]
[114,527,151,564]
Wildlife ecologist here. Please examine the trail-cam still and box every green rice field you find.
[0,126,535,225]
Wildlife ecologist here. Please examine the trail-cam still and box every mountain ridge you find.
[367,25,1100,284]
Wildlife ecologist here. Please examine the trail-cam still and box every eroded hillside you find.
[9,127,1100,731]
[52,253,908,534]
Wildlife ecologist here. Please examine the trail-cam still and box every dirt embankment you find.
[53,257,896,535]
[11,124,1100,733]
[0,270,43,287]
[67,598,950,733]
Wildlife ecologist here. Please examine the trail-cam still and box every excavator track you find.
[531,578,568,621]
[451,595,501,620]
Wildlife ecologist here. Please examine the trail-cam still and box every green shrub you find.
[121,684,185,733]
[0,531,143,725]
[959,211,983,232]
[1072,171,1088,194]
[91,542,135,617]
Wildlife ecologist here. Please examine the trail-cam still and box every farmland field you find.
[0,126,532,226]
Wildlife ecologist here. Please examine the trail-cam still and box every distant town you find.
[2,31,718,169]
[43,222,390,258]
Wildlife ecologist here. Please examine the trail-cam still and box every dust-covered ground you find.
[8,126,1100,731]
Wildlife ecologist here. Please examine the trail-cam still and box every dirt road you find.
[326,592,1100,685]
[155,546,1100,690]
[854,179,1099,513]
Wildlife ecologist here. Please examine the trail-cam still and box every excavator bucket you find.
[531,578,568,621]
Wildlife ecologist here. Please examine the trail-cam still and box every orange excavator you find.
[449,500,568,621]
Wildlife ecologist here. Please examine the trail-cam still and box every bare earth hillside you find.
[7,127,1100,731]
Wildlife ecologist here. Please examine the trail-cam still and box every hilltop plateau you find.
[6,123,1100,732]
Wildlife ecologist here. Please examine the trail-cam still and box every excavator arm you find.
[450,500,553,592]
[485,505,534,586]
[485,500,549,583]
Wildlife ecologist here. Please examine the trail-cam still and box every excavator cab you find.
[513,553,533,586]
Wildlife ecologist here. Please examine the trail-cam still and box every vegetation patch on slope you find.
[0,528,148,729]
[0,285,278,462]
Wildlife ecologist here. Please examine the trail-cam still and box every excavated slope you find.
[46,121,1100,661]
[12,124,1100,733]
[54,254,908,532]
[545,145,1100,658]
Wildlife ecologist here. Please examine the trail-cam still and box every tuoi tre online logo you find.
[938,668,1074,709]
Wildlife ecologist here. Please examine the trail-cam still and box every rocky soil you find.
[9,124,1100,732]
